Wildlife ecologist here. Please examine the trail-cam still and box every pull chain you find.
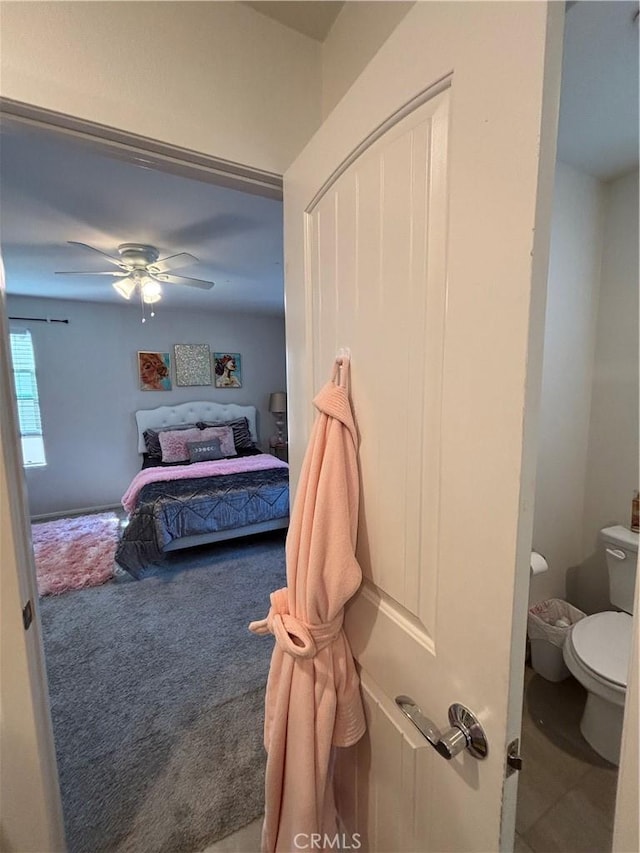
[139,285,158,322]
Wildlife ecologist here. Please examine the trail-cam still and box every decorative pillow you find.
[186,437,225,463]
[144,423,198,459]
[197,417,254,449]
[158,428,202,463]
[199,426,236,457]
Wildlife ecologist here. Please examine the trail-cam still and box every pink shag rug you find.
[32,512,121,596]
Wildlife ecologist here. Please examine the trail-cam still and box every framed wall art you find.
[174,344,212,386]
[213,353,242,388]
[138,351,172,391]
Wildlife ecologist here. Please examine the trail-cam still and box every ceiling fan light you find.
[113,277,136,299]
[142,279,162,304]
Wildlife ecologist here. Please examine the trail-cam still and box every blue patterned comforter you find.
[115,467,289,578]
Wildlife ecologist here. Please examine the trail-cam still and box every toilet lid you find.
[571,612,632,687]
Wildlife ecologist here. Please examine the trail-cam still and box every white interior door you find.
[284,4,564,850]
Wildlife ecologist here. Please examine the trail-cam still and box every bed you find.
[115,401,290,578]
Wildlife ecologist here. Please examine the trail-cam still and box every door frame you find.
[0,256,66,852]
[0,97,283,201]
[500,6,567,845]
[0,99,283,852]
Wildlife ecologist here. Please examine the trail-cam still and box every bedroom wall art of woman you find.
[138,351,172,391]
[214,353,242,388]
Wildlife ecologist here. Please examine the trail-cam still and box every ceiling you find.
[558,1,639,180]
[0,123,284,315]
[243,1,344,41]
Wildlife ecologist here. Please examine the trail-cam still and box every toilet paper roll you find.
[530,551,549,575]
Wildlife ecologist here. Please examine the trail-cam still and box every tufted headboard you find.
[135,401,258,454]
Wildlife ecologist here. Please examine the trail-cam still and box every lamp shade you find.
[269,392,287,414]
[142,279,162,304]
[113,277,136,299]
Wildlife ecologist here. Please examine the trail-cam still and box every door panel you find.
[285,3,564,850]
[335,675,433,852]
[308,91,448,641]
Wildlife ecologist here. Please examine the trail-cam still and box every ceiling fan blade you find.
[149,252,198,274]
[67,241,129,269]
[55,270,129,277]
[152,273,214,290]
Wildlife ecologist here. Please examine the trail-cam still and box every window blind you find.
[10,329,43,436]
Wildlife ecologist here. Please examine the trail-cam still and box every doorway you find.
[515,3,639,850]
[0,113,288,852]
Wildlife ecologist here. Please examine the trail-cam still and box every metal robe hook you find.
[336,346,351,364]
[335,347,351,384]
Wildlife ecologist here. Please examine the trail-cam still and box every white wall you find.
[574,170,639,613]
[530,162,605,605]
[7,295,286,517]
[532,166,639,613]
[0,1,321,175]
[1,1,419,169]
[321,1,414,118]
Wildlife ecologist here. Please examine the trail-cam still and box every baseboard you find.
[30,503,121,522]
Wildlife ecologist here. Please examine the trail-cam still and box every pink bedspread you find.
[121,454,288,513]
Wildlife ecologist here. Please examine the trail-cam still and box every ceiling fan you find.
[55,242,215,304]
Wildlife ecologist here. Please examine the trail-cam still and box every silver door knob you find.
[395,696,489,760]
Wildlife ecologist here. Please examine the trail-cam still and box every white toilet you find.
[563,525,638,765]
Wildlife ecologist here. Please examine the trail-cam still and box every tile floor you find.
[203,668,619,853]
[515,666,618,853]
[203,818,262,852]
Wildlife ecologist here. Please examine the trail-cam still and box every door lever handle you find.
[395,696,489,760]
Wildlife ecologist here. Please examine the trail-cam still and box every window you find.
[9,329,46,466]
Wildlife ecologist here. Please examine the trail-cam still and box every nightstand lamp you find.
[269,391,287,448]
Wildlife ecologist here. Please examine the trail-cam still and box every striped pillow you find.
[197,417,254,449]
[199,426,236,457]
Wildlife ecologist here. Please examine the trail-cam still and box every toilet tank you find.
[601,526,639,614]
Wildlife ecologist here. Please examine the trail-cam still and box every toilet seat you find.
[570,611,632,688]
[563,612,631,764]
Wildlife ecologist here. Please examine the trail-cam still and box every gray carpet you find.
[40,532,286,853]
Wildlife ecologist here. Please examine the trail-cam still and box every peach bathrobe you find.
[249,360,366,852]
